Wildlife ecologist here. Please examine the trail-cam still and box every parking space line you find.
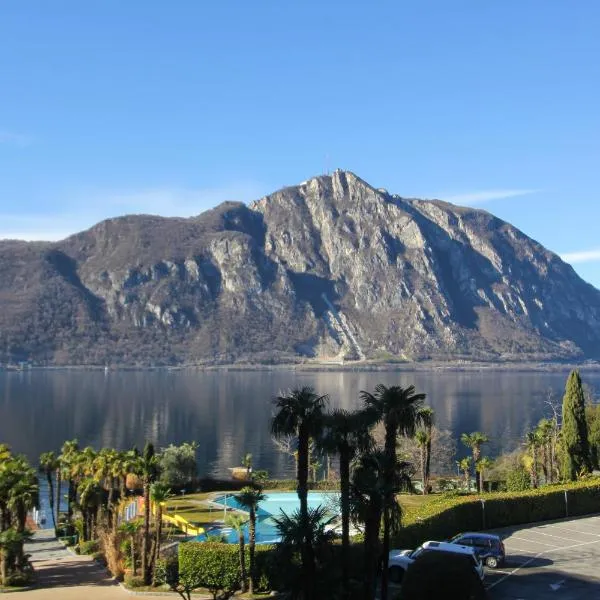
[487,536,600,591]
[486,552,542,590]
[522,529,581,543]
[546,524,600,538]
[508,536,560,548]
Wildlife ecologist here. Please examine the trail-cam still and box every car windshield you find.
[450,534,464,543]
[410,546,424,558]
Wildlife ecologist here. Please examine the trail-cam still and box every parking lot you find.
[486,514,600,599]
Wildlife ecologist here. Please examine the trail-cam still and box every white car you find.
[388,540,485,584]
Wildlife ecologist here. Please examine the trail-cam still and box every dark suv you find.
[449,532,505,568]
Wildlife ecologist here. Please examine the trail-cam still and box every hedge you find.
[396,478,600,547]
[178,542,279,596]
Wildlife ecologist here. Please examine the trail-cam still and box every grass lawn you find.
[398,493,437,511]
[164,497,246,527]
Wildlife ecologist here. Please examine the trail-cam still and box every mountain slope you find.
[1,170,599,365]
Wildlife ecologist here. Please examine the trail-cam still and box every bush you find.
[506,467,531,492]
[3,572,33,587]
[124,574,146,589]
[176,542,278,599]
[179,542,240,600]
[395,479,600,548]
[79,540,100,555]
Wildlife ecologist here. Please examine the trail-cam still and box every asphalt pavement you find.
[486,514,600,600]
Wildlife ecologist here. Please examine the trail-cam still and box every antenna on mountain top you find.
[325,153,330,175]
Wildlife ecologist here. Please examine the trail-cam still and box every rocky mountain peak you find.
[0,173,599,366]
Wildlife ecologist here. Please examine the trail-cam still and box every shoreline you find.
[3,359,600,374]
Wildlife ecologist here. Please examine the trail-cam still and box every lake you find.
[1,368,598,478]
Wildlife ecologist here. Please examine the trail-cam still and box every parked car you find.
[449,532,505,568]
[388,540,485,584]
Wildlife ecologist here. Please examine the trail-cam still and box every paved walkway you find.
[19,529,172,599]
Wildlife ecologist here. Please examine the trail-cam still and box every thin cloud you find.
[0,182,266,242]
[441,189,541,206]
[560,249,600,265]
[0,131,33,147]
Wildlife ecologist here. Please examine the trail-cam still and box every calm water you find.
[1,369,598,478]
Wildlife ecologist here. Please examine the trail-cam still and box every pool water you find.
[191,491,339,545]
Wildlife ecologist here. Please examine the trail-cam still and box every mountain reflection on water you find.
[2,369,598,478]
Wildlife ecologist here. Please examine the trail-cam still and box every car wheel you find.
[389,566,404,583]
[485,556,498,568]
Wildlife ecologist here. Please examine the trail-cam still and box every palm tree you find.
[458,457,472,491]
[59,439,79,523]
[0,529,31,585]
[241,453,253,480]
[93,448,120,524]
[77,477,103,542]
[271,387,328,598]
[119,519,143,576]
[350,450,412,600]
[271,387,328,517]
[475,457,493,493]
[150,482,171,582]
[419,407,435,494]
[536,419,555,484]
[139,443,159,586]
[360,384,425,600]
[320,408,372,600]
[414,431,428,495]
[236,486,266,596]
[39,451,59,532]
[461,432,489,493]
[272,506,337,597]
[525,430,541,489]
[225,514,248,593]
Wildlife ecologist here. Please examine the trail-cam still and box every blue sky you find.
[1,1,599,287]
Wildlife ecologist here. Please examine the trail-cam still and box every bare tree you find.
[271,435,298,470]
[544,389,562,483]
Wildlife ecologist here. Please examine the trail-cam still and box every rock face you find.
[1,171,600,365]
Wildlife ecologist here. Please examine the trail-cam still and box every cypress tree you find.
[561,370,592,480]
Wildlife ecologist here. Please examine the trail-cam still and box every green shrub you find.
[506,467,531,492]
[124,574,145,588]
[79,539,100,555]
[395,479,600,548]
[179,542,241,600]
[3,572,33,587]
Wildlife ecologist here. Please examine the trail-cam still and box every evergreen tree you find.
[561,370,592,480]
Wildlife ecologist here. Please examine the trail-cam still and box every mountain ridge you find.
[1,170,599,366]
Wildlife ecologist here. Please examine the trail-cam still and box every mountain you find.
[1,170,600,366]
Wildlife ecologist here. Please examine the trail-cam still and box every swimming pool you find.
[191,491,339,545]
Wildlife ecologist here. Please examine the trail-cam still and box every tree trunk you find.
[339,449,350,600]
[380,420,398,600]
[1,549,7,586]
[297,427,316,599]
[55,470,62,531]
[363,504,382,600]
[248,509,255,596]
[142,481,151,585]
[425,428,432,494]
[420,446,427,495]
[151,506,163,584]
[532,447,539,489]
[107,484,115,527]
[297,428,309,519]
[131,536,137,576]
[67,480,73,523]
[46,471,57,532]
[238,532,247,593]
